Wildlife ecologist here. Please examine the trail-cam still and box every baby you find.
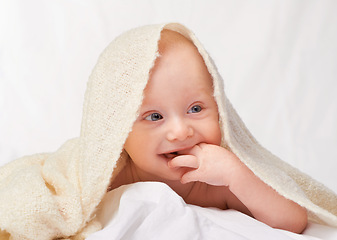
[2,23,337,240]
[109,30,308,233]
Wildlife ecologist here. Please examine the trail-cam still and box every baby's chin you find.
[150,167,187,183]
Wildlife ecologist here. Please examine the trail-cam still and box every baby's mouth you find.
[163,151,179,160]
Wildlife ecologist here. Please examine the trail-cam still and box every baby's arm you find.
[225,157,308,233]
[168,143,308,233]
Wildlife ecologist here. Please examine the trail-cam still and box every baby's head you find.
[123,29,221,181]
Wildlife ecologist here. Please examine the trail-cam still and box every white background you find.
[0,0,336,193]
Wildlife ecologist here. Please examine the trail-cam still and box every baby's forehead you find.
[156,30,214,84]
[145,33,215,101]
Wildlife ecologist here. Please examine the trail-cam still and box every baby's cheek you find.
[211,123,222,146]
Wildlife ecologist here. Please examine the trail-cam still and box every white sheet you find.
[88,182,337,240]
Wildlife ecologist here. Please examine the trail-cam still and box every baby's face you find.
[124,37,221,182]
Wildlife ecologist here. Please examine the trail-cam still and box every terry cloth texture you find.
[0,23,336,240]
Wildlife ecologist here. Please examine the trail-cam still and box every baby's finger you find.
[178,144,201,156]
[168,155,199,169]
[180,169,200,184]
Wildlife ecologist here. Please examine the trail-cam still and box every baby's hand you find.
[168,143,245,186]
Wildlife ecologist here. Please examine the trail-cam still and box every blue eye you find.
[188,105,202,113]
[145,112,163,121]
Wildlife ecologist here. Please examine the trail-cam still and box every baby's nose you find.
[166,118,194,142]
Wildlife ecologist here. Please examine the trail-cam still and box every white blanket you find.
[88,182,337,240]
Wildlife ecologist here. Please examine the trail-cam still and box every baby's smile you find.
[163,151,179,160]
[161,146,194,160]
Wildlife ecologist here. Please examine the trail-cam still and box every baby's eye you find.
[145,112,163,121]
[188,105,202,113]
